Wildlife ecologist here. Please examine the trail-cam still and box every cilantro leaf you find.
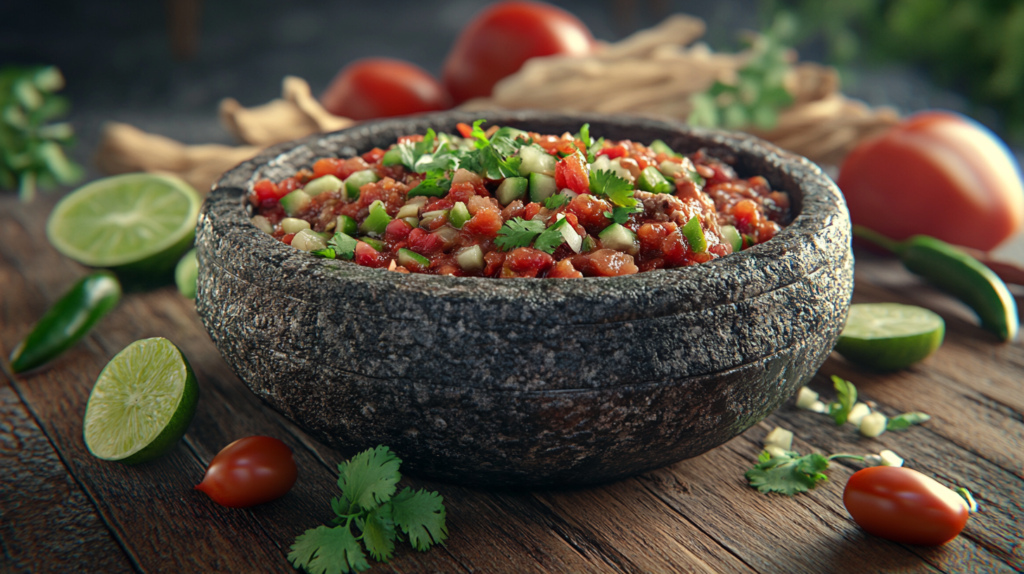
[577,124,590,148]
[391,488,448,551]
[887,412,931,431]
[488,126,530,157]
[603,204,643,225]
[314,232,359,260]
[829,375,857,426]
[408,169,451,198]
[359,504,396,562]
[494,217,545,251]
[478,146,522,180]
[469,119,489,149]
[589,170,637,209]
[687,169,706,187]
[745,450,830,496]
[534,218,568,254]
[288,525,370,574]
[337,445,402,511]
[587,137,605,163]
[544,194,570,210]
[394,129,439,172]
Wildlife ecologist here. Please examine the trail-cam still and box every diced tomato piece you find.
[282,233,295,245]
[566,194,612,234]
[555,151,590,195]
[252,179,283,203]
[661,230,692,267]
[398,134,424,144]
[547,258,583,279]
[574,249,638,276]
[503,247,554,278]
[483,251,505,277]
[456,122,474,138]
[522,202,542,221]
[362,147,385,164]
[424,197,456,212]
[312,158,344,180]
[385,219,413,242]
[732,199,761,234]
[597,143,628,160]
[354,241,388,267]
[636,222,678,253]
[448,182,477,205]
[279,177,302,195]
[407,228,446,255]
[463,208,503,237]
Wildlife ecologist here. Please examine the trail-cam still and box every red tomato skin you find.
[843,466,969,546]
[838,111,1024,251]
[320,58,452,120]
[195,436,297,508]
[555,151,590,195]
[443,1,594,103]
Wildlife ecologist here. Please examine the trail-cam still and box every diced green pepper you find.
[683,215,707,253]
[359,200,392,236]
[361,237,385,251]
[637,166,673,194]
[381,148,403,166]
[650,139,681,158]
[397,248,430,269]
[336,215,358,236]
[450,201,471,229]
[344,169,379,200]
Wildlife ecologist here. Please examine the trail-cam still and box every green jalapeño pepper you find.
[854,225,1018,342]
[9,271,122,373]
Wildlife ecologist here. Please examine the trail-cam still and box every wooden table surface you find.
[2,194,1022,574]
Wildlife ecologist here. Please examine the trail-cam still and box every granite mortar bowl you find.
[196,111,853,488]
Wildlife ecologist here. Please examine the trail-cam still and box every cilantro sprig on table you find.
[288,446,447,574]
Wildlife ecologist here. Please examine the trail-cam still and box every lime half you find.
[47,173,201,283]
[83,337,199,464]
[835,303,945,371]
[175,248,198,299]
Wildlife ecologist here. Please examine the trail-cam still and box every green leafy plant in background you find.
[759,0,1024,142]
[0,66,82,201]
[688,13,797,131]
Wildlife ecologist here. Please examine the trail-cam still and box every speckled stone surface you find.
[195,111,853,487]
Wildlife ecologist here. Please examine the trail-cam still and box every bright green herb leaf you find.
[603,204,643,225]
[745,450,830,495]
[391,488,449,551]
[495,217,545,251]
[408,169,451,198]
[314,232,359,261]
[288,525,370,574]
[543,194,570,210]
[533,218,568,254]
[337,445,402,511]
[469,119,489,149]
[687,169,706,187]
[488,126,530,157]
[589,170,637,209]
[360,504,396,562]
[887,412,931,431]
[829,375,858,426]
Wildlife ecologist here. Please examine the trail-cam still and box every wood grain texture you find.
[3,194,1022,574]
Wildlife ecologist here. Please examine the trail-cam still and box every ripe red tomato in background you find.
[838,110,1024,251]
[443,1,595,104]
[195,436,298,508]
[843,466,969,546]
[320,58,452,120]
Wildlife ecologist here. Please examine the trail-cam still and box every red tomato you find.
[320,58,452,120]
[555,151,590,195]
[443,1,594,103]
[195,436,297,508]
[843,466,969,546]
[839,111,1024,251]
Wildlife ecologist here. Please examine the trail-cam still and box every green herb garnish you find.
[288,445,447,574]
[0,66,82,201]
[408,169,451,198]
[746,449,865,496]
[533,218,568,254]
[494,217,545,251]
[828,375,857,426]
[589,170,637,209]
[543,194,570,210]
[603,205,643,225]
[313,232,359,260]
[886,412,931,431]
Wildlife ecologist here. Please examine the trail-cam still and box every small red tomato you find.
[843,466,969,546]
[195,436,297,508]
[555,151,590,195]
[320,58,452,120]
[839,110,1024,251]
[443,1,594,103]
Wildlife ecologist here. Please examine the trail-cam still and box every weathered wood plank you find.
[0,378,136,574]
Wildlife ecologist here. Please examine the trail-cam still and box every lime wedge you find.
[47,173,201,283]
[175,248,198,299]
[834,303,945,371]
[83,337,199,464]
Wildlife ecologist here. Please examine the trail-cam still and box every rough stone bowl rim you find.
[210,110,842,303]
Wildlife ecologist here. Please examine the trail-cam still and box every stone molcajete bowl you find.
[196,111,853,488]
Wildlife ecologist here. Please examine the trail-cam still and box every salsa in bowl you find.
[247,120,791,278]
[196,111,851,487]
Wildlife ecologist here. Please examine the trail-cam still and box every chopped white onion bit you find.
[765,445,788,458]
[809,400,828,413]
[795,387,819,410]
[290,229,327,252]
[251,215,273,234]
[281,217,311,234]
[848,403,872,426]
[763,427,794,452]
[859,412,888,438]
[879,450,904,467]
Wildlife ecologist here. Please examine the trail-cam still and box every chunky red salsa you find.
[248,121,790,278]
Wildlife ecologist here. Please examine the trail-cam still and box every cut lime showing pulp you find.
[47,173,201,281]
[83,337,199,464]
[175,248,198,299]
[834,303,945,372]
